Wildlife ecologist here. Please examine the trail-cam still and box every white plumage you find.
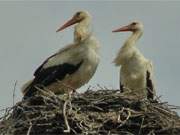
[22,11,100,97]
[113,21,155,100]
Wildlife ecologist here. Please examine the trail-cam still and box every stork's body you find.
[113,21,155,100]
[22,11,100,97]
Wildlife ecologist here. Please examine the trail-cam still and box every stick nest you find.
[0,89,180,135]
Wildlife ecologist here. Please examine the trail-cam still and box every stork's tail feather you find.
[21,79,40,99]
[21,79,34,95]
[22,79,45,99]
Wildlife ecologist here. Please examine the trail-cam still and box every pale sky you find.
[0,1,180,114]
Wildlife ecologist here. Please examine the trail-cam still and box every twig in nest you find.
[117,107,124,123]
[34,86,55,96]
[26,121,32,135]
[96,84,105,90]
[147,87,159,100]
[13,80,17,106]
[147,130,155,135]
[34,86,47,95]
[138,117,144,135]
[1,107,13,120]
[124,108,131,120]
[167,104,180,110]
[63,91,72,133]
[79,120,88,130]
[153,105,177,117]
[117,108,131,127]
[1,89,180,134]
[147,87,155,95]
[63,100,70,133]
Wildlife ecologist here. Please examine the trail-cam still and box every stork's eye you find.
[76,12,81,16]
[132,22,137,25]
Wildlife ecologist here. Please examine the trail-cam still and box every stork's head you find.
[56,11,91,32]
[112,21,144,33]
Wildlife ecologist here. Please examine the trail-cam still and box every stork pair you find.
[22,11,155,100]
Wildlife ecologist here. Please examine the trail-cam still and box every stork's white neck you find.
[113,29,143,66]
[123,29,143,48]
[74,17,92,43]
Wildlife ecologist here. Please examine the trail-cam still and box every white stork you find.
[112,21,155,100]
[22,11,100,98]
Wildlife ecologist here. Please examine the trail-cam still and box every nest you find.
[0,88,180,135]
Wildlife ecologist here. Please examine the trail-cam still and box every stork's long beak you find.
[56,17,78,32]
[112,25,130,32]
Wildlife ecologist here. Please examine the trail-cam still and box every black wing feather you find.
[34,53,57,77]
[24,60,83,98]
[146,70,154,100]
[34,61,83,86]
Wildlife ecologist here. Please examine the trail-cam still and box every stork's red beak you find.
[56,17,78,32]
[112,25,130,32]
